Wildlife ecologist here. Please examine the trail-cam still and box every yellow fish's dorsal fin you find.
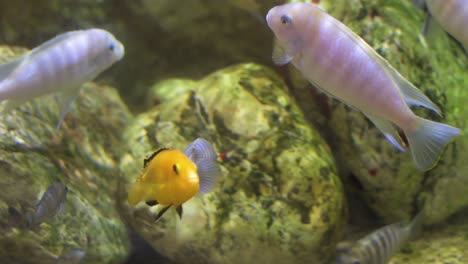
[143,148,169,168]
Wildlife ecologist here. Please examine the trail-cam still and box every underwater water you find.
[0,0,467,263]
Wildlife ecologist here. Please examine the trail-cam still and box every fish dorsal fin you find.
[144,148,169,168]
[184,138,220,193]
[396,74,441,114]
[327,14,441,114]
[366,113,406,151]
[272,40,293,65]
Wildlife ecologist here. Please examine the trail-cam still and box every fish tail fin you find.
[405,117,461,170]
[127,180,147,206]
[184,138,220,194]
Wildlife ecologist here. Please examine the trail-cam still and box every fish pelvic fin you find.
[55,87,81,131]
[366,113,405,151]
[184,138,220,194]
[176,205,183,219]
[272,40,293,65]
[405,117,461,171]
[155,205,172,222]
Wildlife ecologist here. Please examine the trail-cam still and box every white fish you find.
[424,0,468,51]
[266,3,461,171]
[336,212,424,264]
[0,28,125,130]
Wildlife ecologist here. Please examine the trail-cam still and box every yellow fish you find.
[128,138,219,221]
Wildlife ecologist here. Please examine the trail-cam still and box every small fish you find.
[422,0,468,51]
[128,138,219,221]
[0,28,125,130]
[336,212,424,264]
[266,3,461,171]
[26,182,68,227]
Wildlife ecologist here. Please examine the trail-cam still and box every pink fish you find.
[266,3,461,171]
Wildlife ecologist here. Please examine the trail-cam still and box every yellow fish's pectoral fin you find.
[176,205,183,219]
[155,205,172,222]
[145,200,158,206]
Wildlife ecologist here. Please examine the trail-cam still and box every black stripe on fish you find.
[144,148,169,168]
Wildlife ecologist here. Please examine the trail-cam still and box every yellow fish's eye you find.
[172,163,180,175]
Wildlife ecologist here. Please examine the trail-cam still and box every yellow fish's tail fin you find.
[128,180,147,206]
[184,138,220,194]
[406,117,461,171]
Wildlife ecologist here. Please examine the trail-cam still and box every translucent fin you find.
[272,40,293,65]
[55,88,80,131]
[366,113,405,151]
[195,159,220,193]
[398,76,440,114]
[184,138,218,161]
[184,138,220,193]
[405,117,461,171]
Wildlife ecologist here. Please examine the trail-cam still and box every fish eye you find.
[280,14,292,25]
[173,164,180,175]
[108,43,115,51]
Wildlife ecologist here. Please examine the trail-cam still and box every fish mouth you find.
[115,42,125,60]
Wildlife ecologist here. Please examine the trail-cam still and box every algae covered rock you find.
[284,0,467,224]
[120,63,345,264]
[0,46,132,263]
